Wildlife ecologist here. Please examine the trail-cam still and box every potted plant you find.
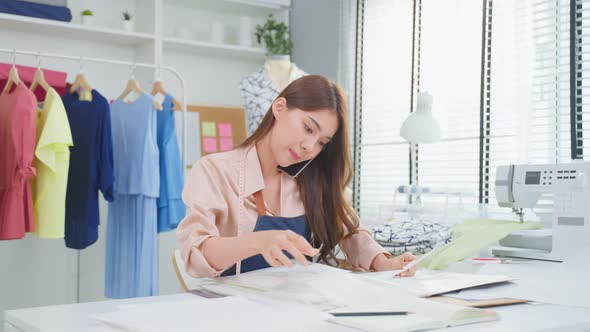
[81,9,94,26]
[121,10,134,32]
[255,14,293,56]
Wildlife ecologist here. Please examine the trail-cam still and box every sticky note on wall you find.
[201,121,217,137]
[219,137,233,152]
[218,123,233,137]
[203,137,218,153]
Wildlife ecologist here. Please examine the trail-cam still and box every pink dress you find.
[0,82,37,240]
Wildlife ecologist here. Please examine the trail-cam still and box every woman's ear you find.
[272,97,288,119]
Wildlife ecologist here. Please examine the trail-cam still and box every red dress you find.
[0,82,37,239]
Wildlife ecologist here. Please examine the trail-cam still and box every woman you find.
[177,75,416,277]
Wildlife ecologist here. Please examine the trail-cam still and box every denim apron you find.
[220,190,311,276]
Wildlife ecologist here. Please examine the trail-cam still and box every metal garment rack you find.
[0,47,188,302]
[0,48,187,168]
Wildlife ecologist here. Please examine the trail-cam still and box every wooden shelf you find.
[163,37,266,58]
[0,13,155,46]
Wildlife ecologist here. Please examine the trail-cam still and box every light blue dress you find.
[156,94,185,233]
[105,93,159,299]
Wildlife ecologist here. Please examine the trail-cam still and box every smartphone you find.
[277,157,315,178]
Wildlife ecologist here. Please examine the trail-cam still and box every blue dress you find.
[105,93,159,299]
[62,90,114,249]
[156,94,185,233]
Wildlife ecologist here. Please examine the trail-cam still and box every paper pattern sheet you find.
[202,263,498,332]
[91,296,331,332]
[356,269,513,297]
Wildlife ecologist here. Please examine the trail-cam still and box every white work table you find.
[5,260,590,332]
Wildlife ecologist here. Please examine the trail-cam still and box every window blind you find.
[486,0,573,219]
[416,0,483,222]
[358,0,413,222]
[357,0,586,223]
[575,0,589,159]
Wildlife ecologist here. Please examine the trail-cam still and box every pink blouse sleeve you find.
[176,158,229,278]
[339,187,391,271]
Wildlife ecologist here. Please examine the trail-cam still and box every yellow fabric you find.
[419,219,544,270]
[32,88,73,238]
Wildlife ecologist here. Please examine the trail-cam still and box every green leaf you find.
[254,14,293,55]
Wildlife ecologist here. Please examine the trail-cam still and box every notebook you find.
[428,295,528,308]
[329,300,498,332]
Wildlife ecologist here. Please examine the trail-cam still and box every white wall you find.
[290,0,340,81]
[290,0,357,144]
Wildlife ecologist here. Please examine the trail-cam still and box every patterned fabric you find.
[239,64,306,135]
[372,220,453,255]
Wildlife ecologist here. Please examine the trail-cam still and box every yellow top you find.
[32,88,74,238]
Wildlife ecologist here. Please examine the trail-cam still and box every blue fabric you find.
[221,214,311,277]
[109,94,159,197]
[0,0,72,22]
[62,90,114,249]
[156,94,185,233]
[105,94,159,299]
[105,194,157,299]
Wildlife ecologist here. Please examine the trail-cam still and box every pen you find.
[331,311,412,317]
[471,257,503,263]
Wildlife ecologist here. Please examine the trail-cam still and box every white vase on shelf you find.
[121,20,134,32]
[175,25,191,40]
[238,16,253,47]
[81,15,94,26]
[209,21,225,44]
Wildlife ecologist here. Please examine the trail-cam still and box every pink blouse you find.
[0,82,37,239]
[177,144,389,277]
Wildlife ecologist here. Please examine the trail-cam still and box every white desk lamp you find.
[400,91,440,208]
[400,91,440,143]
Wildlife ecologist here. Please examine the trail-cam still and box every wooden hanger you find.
[30,68,51,93]
[30,53,51,93]
[119,77,144,99]
[151,80,183,111]
[2,50,22,94]
[70,73,93,98]
[119,65,162,110]
[69,57,93,101]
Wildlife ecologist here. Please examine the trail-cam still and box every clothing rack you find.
[0,47,188,303]
[0,48,187,167]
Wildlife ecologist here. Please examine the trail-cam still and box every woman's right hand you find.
[253,230,319,267]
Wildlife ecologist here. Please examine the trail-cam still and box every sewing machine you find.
[492,162,590,261]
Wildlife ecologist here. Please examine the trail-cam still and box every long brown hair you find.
[240,75,359,264]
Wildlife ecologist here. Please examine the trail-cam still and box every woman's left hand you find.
[371,252,417,277]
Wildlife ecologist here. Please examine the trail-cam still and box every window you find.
[358,0,413,222]
[356,0,588,223]
[576,0,590,159]
[358,0,482,223]
[417,0,483,221]
[485,0,581,219]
